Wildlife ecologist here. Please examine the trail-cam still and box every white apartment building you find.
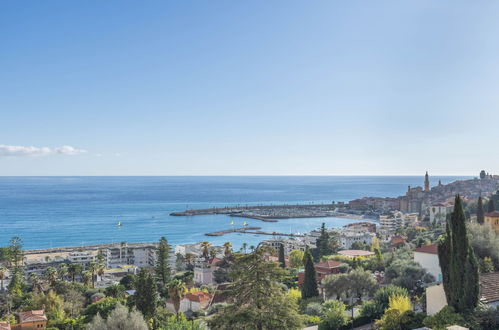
[337,230,375,249]
[379,211,419,232]
[259,238,310,255]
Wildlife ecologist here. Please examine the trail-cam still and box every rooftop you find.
[315,260,344,268]
[18,310,47,323]
[485,211,499,217]
[480,272,499,304]
[414,243,439,255]
[186,291,213,303]
[0,322,10,330]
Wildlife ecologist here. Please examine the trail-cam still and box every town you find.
[0,171,498,329]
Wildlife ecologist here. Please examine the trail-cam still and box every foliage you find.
[487,198,495,212]
[324,268,377,302]
[422,306,465,330]
[213,255,234,284]
[468,305,499,330]
[468,222,499,269]
[8,237,23,269]
[305,302,323,316]
[302,248,319,299]
[104,284,126,299]
[318,300,348,330]
[82,297,120,322]
[289,249,305,269]
[208,248,304,330]
[438,195,480,314]
[477,196,485,224]
[86,303,148,330]
[315,223,339,261]
[166,279,186,316]
[287,287,301,305]
[278,243,286,268]
[119,274,137,290]
[156,237,172,286]
[360,285,409,320]
[134,268,157,319]
[157,312,205,330]
[374,294,420,330]
[480,257,495,273]
[384,258,433,292]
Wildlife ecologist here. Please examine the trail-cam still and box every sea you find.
[0,176,470,250]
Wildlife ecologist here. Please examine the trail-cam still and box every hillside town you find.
[0,172,499,329]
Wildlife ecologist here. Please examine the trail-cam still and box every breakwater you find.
[171,203,336,221]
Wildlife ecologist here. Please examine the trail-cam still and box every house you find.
[413,244,442,281]
[297,260,345,286]
[390,235,408,250]
[165,291,213,314]
[0,322,10,330]
[428,202,452,223]
[193,258,220,285]
[479,272,499,308]
[11,310,47,330]
[484,211,499,234]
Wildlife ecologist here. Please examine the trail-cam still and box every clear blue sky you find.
[1,1,499,176]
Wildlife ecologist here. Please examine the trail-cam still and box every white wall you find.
[414,252,442,281]
[426,284,447,315]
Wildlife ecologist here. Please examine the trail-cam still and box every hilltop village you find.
[0,172,499,329]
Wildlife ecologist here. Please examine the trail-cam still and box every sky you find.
[1,1,499,176]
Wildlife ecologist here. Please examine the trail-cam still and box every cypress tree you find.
[278,243,286,268]
[438,195,479,314]
[302,248,319,299]
[315,223,331,261]
[477,197,485,224]
[487,199,495,212]
[155,237,171,286]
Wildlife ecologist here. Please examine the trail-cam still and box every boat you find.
[117,221,123,227]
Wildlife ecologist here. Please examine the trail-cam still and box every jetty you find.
[205,226,261,236]
[171,203,338,221]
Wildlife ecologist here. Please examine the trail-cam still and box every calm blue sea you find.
[0,176,469,250]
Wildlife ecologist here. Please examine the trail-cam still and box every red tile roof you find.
[186,291,213,303]
[485,211,499,217]
[414,243,439,255]
[480,272,499,304]
[315,260,344,269]
[18,310,47,323]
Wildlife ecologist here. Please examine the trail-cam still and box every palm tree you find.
[223,242,232,257]
[57,263,68,281]
[43,266,57,286]
[167,279,187,317]
[29,273,43,294]
[200,241,211,260]
[0,267,6,291]
[185,253,195,265]
[96,263,105,282]
[82,270,92,287]
[68,263,83,282]
[87,261,98,288]
[241,242,248,254]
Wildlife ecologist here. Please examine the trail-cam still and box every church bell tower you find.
[424,171,430,192]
